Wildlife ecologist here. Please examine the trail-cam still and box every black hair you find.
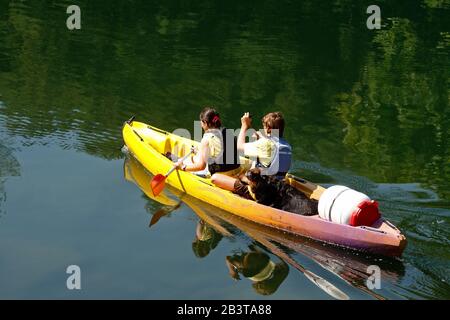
[200,107,222,129]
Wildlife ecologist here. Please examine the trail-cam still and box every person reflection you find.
[192,220,223,258]
[225,244,289,296]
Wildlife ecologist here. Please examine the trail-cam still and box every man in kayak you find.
[211,111,292,200]
[173,107,241,176]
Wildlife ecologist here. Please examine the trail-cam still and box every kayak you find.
[122,119,407,257]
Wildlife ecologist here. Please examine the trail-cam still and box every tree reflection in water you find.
[0,143,21,221]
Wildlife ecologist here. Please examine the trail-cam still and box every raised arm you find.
[237,112,252,152]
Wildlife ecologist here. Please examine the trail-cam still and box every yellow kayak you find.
[122,118,407,257]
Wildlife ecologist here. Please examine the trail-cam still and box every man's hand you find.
[241,112,252,131]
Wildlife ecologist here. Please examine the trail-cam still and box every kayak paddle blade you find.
[149,202,181,228]
[151,174,167,197]
[149,208,168,228]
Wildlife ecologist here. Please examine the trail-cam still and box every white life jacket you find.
[256,136,292,177]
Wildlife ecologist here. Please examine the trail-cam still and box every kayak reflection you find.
[124,155,405,299]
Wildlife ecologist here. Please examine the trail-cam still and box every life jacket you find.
[256,136,292,178]
[208,128,241,175]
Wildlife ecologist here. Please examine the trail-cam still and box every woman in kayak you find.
[173,107,241,176]
[211,111,292,199]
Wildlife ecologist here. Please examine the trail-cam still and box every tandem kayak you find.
[122,119,407,257]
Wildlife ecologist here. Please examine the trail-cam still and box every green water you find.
[0,0,449,299]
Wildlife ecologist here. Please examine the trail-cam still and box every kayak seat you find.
[143,127,171,154]
[192,171,209,179]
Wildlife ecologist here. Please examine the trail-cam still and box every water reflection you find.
[192,220,223,259]
[1,0,448,299]
[225,244,289,296]
[192,219,289,296]
[0,142,21,220]
[123,155,409,299]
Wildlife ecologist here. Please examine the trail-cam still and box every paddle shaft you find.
[165,151,193,177]
[151,147,196,197]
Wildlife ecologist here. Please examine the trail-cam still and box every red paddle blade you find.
[150,174,167,197]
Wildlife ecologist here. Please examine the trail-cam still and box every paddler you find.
[173,107,241,177]
[211,111,293,200]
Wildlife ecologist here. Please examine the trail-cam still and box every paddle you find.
[150,148,194,197]
[149,202,182,228]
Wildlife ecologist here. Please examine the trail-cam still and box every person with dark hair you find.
[173,107,241,176]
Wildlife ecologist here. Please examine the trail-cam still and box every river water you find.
[0,0,449,299]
